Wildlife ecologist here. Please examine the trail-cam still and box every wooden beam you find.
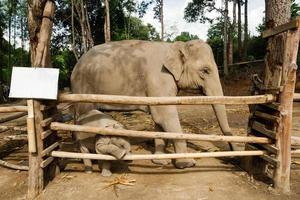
[27,100,36,153]
[228,59,264,67]
[58,94,276,105]
[0,112,27,124]
[262,18,300,38]
[41,142,59,157]
[50,122,272,144]
[51,150,265,160]
[40,157,54,168]
[293,93,300,101]
[0,106,28,113]
[41,130,53,140]
[0,159,28,171]
[0,125,27,132]
[251,121,276,139]
[273,27,300,193]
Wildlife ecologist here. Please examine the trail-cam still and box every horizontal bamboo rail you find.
[291,149,300,154]
[58,94,276,105]
[294,93,300,100]
[51,150,265,160]
[51,122,272,144]
[0,106,28,113]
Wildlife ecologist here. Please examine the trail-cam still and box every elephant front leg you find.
[150,106,196,169]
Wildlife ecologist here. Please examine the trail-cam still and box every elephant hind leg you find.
[152,138,171,166]
[79,143,93,173]
[150,106,195,168]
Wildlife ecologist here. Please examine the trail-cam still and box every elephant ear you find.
[163,42,187,81]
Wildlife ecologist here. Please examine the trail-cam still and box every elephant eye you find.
[200,67,210,75]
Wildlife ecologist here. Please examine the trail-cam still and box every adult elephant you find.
[71,40,233,169]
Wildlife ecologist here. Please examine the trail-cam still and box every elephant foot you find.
[152,159,171,166]
[84,166,93,174]
[174,158,196,169]
[101,168,112,177]
[151,152,171,166]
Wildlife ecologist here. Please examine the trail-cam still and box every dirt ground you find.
[1,70,300,200]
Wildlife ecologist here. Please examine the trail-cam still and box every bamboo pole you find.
[51,150,265,161]
[58,94,276,105]
[0,106,27,113]
[50,122,271,144]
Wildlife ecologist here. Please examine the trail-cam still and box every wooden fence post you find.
[245,19,300,194]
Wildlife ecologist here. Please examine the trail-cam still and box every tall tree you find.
[104,0,111,42]
[237,0,242,61]
[223,0,229,76]
[228,0,236,65]
[139,0,164,40]
[243,0,248,61]
[264,0,292,193]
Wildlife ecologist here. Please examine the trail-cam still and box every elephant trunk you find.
[203,75,235,150]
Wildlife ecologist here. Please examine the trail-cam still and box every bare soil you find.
[1,72,300,200]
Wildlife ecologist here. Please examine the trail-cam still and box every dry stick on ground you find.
[102,174,136,197]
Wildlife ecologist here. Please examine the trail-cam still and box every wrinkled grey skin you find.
[71,40,233,169]
[75,110,130,176]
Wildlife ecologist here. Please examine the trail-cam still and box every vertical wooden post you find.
[245,17,300,194]
[273,27,300,193]
[27,1,56,199]
[28,101,45,199]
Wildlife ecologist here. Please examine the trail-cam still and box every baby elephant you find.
[75,110,131,176]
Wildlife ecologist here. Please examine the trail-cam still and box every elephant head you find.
[164,40,232,140]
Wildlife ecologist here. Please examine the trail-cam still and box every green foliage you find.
[184,0,219,24]
[174,32,199,42]
[138,0,163,22]
[52,50,77,89]
[292,0,300,17]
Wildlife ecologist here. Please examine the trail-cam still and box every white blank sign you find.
[9,67,59,100]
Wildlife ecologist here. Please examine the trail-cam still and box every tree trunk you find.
[243,0,248,61]
[104,0,111,42]
[237,0,242,61]
[21,17,24,66]
[228,0,236,65]
[264,0,292,193]
[27,1,56,198]
[8,1,11,69]
[264,0,291,87]
[71,0,78,61]
[223,0,229,76]
[160,0,164,41]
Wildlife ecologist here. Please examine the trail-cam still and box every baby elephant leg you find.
[96,143,127,159]
[79,142,93,173]
[101,161,112,177]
